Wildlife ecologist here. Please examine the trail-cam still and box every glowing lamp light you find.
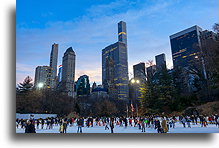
[131,79,135,83]
[136,80,140,84]
[38,83,44,88]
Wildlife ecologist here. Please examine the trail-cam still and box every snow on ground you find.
[16,122,219,133]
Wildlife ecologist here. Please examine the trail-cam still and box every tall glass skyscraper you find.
[102,21,129,100]
[170,25,203,69]
[118,21,127,45]
[170,25,206,92]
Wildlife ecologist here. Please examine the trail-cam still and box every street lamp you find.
[130,78,140,117]
[37,83,44,89]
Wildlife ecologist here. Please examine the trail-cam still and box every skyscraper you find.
[118,21,127,45]
[170,25,206,92]
[61,47,76,97]
[170,25,203,69]
[146,65,156,81]
[155,53,167,71]
[102,21,129,100]
[34,66,50,88]
[47,43,58,89]
[133,62,146,83]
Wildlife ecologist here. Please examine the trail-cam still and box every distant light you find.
[136,80,140,84]
[38,83,44,88]
[195,56,198,59]
[131,79,135,83]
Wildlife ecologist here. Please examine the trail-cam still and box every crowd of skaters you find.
[16,114,219,133]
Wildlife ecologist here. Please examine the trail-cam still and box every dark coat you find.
[25,124,36,133]
[77,119,83,126]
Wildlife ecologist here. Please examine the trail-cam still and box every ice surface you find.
[16,122,219,133]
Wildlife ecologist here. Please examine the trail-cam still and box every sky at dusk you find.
[16,0,218,85]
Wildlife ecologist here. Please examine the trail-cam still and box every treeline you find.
[16,76,120,117]
[16,76,76,116]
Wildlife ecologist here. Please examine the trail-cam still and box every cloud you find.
[76,68,102,84]
[16,0,218,85]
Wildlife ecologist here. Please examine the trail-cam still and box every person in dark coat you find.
[124,117,128,128]
[36,119,40,129]
[25,120,36,133]
[110,118,114,133]
[63,119,68,133]
[41,119,44,129]
[77,118,83,133]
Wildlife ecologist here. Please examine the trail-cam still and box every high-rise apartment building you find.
[34,66,50,88]
[170,25,203,69]
[155,53,167,71]
[102,21,129,100]
[133,62,146,83]
[118,21,127,45]
[146,65,156,81]
[61,47,76,97]
[47,43,58,89]
[170,25,207,92]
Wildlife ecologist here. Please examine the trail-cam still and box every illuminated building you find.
[102,21,129,100]
[118,21,127,45]
[170,25,203,69]
[170,25,207,92]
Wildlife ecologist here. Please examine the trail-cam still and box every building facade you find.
[61,47,76,97]
[170,25,203,70]
[102,21,129,100]
[47,43,58,89]
[133,62,146,83]
[34,66,50,88]
[155,53,167,71]
[75,75,90,96]
[170,25,206,92]
[146,65,156,81]
[118,21,127,45]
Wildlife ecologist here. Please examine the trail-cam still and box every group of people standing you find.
[16,114,219,133]
[179,114,219,128]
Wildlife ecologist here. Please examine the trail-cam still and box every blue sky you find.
[16,0,218,85]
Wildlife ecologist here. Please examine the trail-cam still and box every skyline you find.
[16,0,218,85]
